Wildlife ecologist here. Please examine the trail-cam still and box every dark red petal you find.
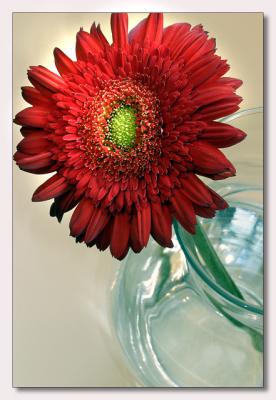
[14,106,49,128]
[50,190,79,222]
[95,219,114,251]
[105,182,121,205]
[171,192,196,234]
[180,174,213,206]
[189,141,236,176]
[28,66,66,93]
[84,207,110,243]
[216,77,243,90]
[147,13,163,45]
[137,204,151,247]
[21,87,53,107]
[193,96,242,121]
[96,24,110,47]
[192,86,235,107]
[179,31,209,62]
[32,174,70,202]
[76,30,102,61]
[20,127,43,137]
[17,133,51,155]
[162,23,191,51]
[194,204,216,218]
[70,198,94,237]
[14,150,53,171]
[90,22,109,49]
[151,202,173,247]
[129,13,163,46]
[188,56,229,88]
[110,212,130,260]
[172,25,208,61]
[203,171,236,180]
[187,37,216,65]
[200,121,246,148]
[130,213,144,253]
[111,13,128,49]
[75,233,85,244]
[209,188,228,210]
[54,47,78,75]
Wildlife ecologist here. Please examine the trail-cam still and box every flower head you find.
[14,13,246,260]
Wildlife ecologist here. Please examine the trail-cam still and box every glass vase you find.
[111,108,263,387]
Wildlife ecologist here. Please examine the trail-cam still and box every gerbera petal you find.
[106,182,120,204]
[151,202,173,247]
[209,188,228,210]
[21,87,53,107]
[54,48,78,75]
[186,37,216,65]
[188,141,236,176]
[111,13,128,49]
[162,23,191,51]
[187,56,229,88]
[17,132,51,155]
[70,198,94,236]
[20,127,43,137]
[171,25,207,60]
[171,192,196,234]
[216,77,243,90]
[110,212,130,260]
[194,204,216,218]
[50,190,79,222]
[137,204,151,247]
[95,219,114,251]
[193,95,242,121]
[32,174,70,202]
[90,22,109,49]
[200,121,246,148]
[129,13,163,46]
[180,174,213,206]
[84,207,110,243]
[76,29,103,61]
[28,66,66,93]
[130,213,143,253]
[97,24,110,47]
[192,86,236,107]
[14,150,54,172]
[14,106,49,128]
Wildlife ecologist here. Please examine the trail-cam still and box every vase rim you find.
[218,106,263,123]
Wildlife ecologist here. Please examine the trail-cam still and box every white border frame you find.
[1,0,275,399]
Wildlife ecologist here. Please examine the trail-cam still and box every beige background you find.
[13,13,263,387]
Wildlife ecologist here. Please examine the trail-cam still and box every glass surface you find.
[111,109,263,387]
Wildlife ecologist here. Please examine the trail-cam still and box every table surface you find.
[13,12,263,387]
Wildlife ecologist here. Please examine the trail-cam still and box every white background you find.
[1,0,275,399]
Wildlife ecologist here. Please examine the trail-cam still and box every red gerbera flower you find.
[14,13,246,260]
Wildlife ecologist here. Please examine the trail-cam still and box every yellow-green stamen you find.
[108,105,137,149]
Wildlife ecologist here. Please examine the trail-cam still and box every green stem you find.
[191,221,244,300]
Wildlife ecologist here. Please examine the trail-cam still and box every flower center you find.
[108,105,137,149]
[80,77,162,178]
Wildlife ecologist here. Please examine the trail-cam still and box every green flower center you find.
[108,105,137,149]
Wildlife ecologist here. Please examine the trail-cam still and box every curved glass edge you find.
[218,107,263,123]
[174,219,263,316]
[210,183,263,200]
